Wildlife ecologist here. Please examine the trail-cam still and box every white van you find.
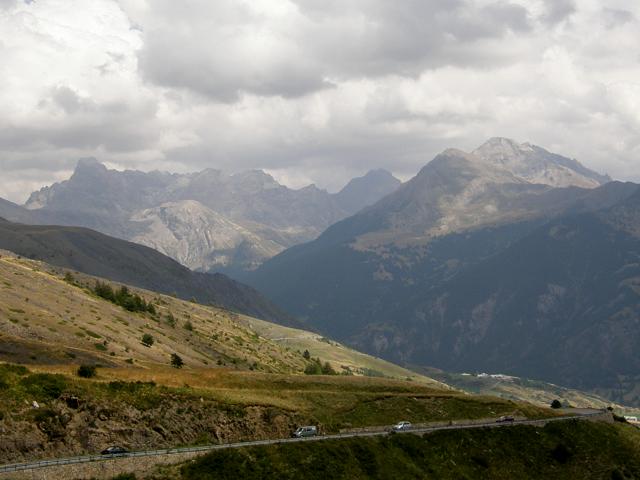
[293,426,318,438]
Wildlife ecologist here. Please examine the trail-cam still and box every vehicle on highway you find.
[496,415,515,423]
[292,426,318,438]
[391,421,412,432]
[100,446,128,455]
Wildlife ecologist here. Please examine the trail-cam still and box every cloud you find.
[125,0,532,101]
[0,0,639,202]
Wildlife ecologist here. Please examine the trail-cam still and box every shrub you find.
[184,321,194,332]
[141,333,155,347]
[170,353,184,369]
[93,281,156,314]
[112,474,137,480]
[304,357,338,376]
[77,365,97,378]
[20,374,67,399]
[165,312,177,328]
[302,350,311,360]
[550,399,562,409]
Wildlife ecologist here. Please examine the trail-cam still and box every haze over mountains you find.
[0,162,400,273]
[242,138,640,405]
[2,136,639,406]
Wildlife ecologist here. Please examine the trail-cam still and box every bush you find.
[304,357,338,376]
[184,321,194,332]
[141,334,154,347]
[112,473,137,480]
[77,365,97,378]
[94,281,156,314]
[550,399,562,409]
[20,374,67,399]
[170,353,184,369]
[165,312,177,328]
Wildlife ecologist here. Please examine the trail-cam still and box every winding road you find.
[0,410,609,475]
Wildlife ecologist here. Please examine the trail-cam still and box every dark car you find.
[101,446,128,455]
[496,415,515,423]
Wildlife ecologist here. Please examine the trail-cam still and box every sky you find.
[0,0,639,203]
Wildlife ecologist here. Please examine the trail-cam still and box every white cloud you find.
[0,0,639,202]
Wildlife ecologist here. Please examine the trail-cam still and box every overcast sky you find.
[0,0,639,202]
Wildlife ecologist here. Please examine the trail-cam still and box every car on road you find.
[391,421,412,432]
[292,426,318,438]
[496,415,515,423]
[101,446,128,455]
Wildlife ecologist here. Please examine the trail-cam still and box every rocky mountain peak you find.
[71,157,108,177]
[334,168,401,214]
[230,169,282,191]
[472,138,609,189]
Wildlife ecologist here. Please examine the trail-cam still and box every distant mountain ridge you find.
[0,218,300,328]
[240,139,640,405]
[8,161,400,271]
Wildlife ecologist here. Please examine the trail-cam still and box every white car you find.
[292,425,318,438]
[392,421,412,432]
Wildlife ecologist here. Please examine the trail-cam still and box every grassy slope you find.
[0,251,562,463]
[0,251,440,385]
[235,316,438,383]
[424,370,639,416]
[0,363,555,463]
[174,421,640,480]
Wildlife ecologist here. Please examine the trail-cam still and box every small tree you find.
[302,349,311,360]
[183,321,194,332]
[77,365,97,378]
[170,353,184,369]
[141,333,154,347]
[321,361,337,375]
[550,399,562,409]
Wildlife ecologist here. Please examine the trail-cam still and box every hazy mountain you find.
[241,139,640,403]
[0,218,300,328]
[17,161,400,271]
[334,169,401,214]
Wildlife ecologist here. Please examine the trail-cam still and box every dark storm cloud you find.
[1,0,640,203]
[134,0,532,101]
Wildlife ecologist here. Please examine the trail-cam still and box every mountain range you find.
[241,138,640,405]
[0,161,400,272]
[3,136,639,405]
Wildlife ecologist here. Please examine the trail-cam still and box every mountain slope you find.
[0,251,442,385]
[0,218,298,327]
[241,140,640,404]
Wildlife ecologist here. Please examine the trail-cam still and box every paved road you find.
[0,411,607,474]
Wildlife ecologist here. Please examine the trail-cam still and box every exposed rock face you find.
[19,163,401,271]
[472,137,610,188]
[130,200,282,271]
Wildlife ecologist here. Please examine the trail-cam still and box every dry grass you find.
[0,251,441,388]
